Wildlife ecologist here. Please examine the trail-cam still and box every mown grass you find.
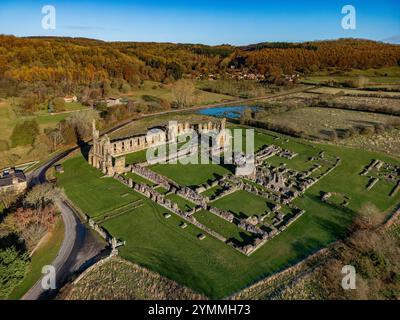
[194,210,253,244]
[210,190,272,219]
[124,172,156,186]
[151,158,231,187]
[166,194,196,212]
[57,158,141,218]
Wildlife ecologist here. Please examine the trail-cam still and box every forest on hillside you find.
[0,35,400,99]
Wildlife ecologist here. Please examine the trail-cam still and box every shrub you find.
[52,97,66,112]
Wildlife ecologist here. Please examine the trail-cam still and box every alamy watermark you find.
[341,265,356,290]
[41,265,56,290]
[41,5,56,30]
[341,5,356,30]
[145,124,255,167]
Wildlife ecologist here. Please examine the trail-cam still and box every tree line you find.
[1,36,400,99]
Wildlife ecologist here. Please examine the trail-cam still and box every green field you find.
[0,98,88,168]
[302,66,400,86]
[123,80,235,105]
[57,127,400,299]
[57,157,142,218]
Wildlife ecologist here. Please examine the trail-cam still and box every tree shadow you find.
[291,236,325,261]
[78,138,91,161]
[0,232,26,253]
[228,232,257,247]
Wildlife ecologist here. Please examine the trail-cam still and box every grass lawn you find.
[194,210,253,245]
[211,190,272,218]
[7,218,64,300]
[166,194,196,212]
[57,127,400,299]
[201,185,224,198]
[121,149,148,165]
[57,156,141,218]
[150,158,231,188]
[124,172,156,186]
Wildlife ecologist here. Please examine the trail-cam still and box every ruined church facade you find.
[88,118,226,176]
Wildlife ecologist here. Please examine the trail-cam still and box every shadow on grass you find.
[0,232,26,253]
[78,140,91,161]
[228,231,257,247]
[127,248,215,297]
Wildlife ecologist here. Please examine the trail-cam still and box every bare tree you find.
[67,109,100,139]
[172,79,195,108]
[24,183,61,209]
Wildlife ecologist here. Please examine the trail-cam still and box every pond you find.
[197,105,258,119]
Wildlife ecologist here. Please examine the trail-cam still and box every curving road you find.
[22,148,107,300]
[20,86,313,300]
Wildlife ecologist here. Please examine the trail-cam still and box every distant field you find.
[302,66,400,86]
[57,126,400,298]
[307,87,400,97]
[337,128,400,158]
[260,107,400,140]
[0,98,87,168]
[123,80,235,105]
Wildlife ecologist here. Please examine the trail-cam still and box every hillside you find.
[1,35,400,97]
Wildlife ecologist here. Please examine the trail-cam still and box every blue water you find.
[197,105,258,119]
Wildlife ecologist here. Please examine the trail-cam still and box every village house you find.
[63,95,78,103]
[0,168,27,195]
[106,97,123,107]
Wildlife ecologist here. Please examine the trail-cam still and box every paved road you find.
[22,149,107,300]
[20,85,314,299]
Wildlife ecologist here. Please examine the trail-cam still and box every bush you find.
[52,97,66,112]
[0,247,28,299]
[10,120,39,147]
[0,140,9,151]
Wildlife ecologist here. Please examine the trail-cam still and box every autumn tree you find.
[240,108,253,124]
[4,206,57,251]
[172,79,195,108]
[52,97,66,112]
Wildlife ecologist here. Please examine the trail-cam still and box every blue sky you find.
[0,0,399,45]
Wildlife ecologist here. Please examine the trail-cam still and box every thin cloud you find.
[382,35,400,44]
[63,25,106,31]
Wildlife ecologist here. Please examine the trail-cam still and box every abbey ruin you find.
[88,118,227,176]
